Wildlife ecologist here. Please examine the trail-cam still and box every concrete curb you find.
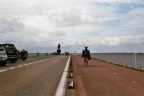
[55,56,71,96]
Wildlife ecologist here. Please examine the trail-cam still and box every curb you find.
[55,56,71,96]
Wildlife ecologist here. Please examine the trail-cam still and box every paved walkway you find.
[72,55,144,96]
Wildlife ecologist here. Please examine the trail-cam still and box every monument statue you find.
[57,43,61,55]
[58,43,60,50]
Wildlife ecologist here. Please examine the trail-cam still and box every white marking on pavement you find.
[0,56,61,73]
[0,70,7,72]
[9,67,16,70]
[55,55,71,96]
[17,65,23,68]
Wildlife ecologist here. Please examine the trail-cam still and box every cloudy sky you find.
[0,0,144,53]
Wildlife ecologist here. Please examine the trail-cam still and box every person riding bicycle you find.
[81,46,91,66]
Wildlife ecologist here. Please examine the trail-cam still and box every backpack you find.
[82,49,91,60]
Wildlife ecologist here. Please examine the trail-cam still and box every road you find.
[0,55,69,96]
[72,55,144,96]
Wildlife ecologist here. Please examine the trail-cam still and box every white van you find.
[0,45,7,66]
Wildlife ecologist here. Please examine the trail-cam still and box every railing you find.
[91,53,144,69]
[28,53,49,57]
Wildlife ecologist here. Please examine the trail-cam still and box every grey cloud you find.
[48,9,82,27]
[0,16,25,33]
[102,35,144,46]
[49,31,66,36]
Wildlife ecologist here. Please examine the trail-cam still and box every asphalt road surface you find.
[0,55,69,96]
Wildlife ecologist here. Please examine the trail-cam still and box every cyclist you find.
[81,46,91,66]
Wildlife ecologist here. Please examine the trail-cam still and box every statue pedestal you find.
[57,49,61,55]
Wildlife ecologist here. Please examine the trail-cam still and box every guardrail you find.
[91,53,144,70]
[28,53,49,57]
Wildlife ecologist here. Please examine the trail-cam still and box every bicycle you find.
[84,56,88,67]
[82,46,91,67]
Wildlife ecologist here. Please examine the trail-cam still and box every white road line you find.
[17,65,23,68]
[0,56,61,73]
[9,67,16,70]
[0,70,7,72]
[55,55,71,96]
[28,63,33,65]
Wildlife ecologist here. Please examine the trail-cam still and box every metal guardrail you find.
[91,53,144,69]
[28,53,49,57]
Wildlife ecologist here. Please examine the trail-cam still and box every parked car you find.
[0,45,7,66]
[65,52,69,56]
[0,44,19,63]
[52,52,59,55]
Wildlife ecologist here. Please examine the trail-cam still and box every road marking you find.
[17,65,23,68]
[28,63,33,65]
[9,67,16,70]
[0,56,61,73]
[0,69,7,72]
[55,56,71,96]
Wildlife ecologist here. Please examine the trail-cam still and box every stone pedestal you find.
[57,49,61,55]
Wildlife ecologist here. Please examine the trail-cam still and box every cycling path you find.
[72,55,144,96]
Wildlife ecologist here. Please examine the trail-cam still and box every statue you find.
[57,43,61,55]
[58,43,60,50]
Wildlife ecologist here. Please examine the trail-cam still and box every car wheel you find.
[0,62,7,66]
[10,60,17,63]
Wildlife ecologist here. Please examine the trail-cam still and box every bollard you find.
[69,69,73,73]
[69,73,74,78]
[68,81,74,89]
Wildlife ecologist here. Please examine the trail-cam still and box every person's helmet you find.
[85,46,88,48]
